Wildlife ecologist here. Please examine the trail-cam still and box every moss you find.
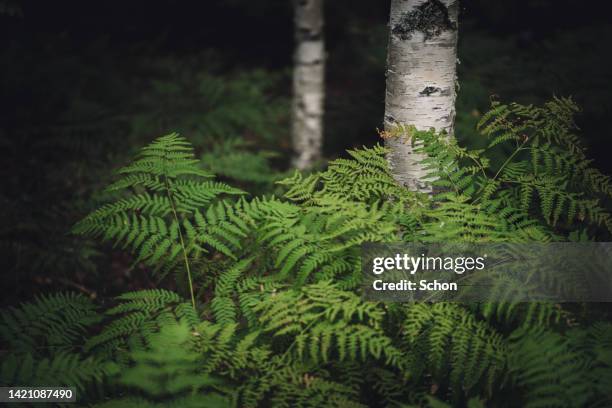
[392,0,457,41]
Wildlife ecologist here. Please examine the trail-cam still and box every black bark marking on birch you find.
[384,114,398,125]
[419,86,441,96]
[392,0,457,41]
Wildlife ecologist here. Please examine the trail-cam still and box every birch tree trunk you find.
[291,0,325,170]
[383,0,459,193]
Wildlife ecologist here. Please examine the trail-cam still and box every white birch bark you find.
[291,0,325,170]
[384,0,459,193]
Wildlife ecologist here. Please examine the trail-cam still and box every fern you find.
[85,289,193,359]
[567,322,612,405]
[117,322,229,400]
[5,96,612,408]
[73,134,246,307]
[254,150,415,288]
[507,327,594,408]
[0,352,116,392]
[202,137,288,188]
[398,98,612,239]
[401,303,507,399]
[256,198,397,287]
[236,355,367,408]
[0,292,101,354]
[280,143,417,206]
[255,281,402,367]
[212,257,255,324]
[94,321,232,408]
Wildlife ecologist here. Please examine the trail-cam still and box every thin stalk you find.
[473,139,529,205]
[492,139,529,181]
[280,311,327,363]
[164,176,196,310]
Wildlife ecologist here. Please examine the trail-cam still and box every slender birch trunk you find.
[291,0,325,170]
[383,0,459,193]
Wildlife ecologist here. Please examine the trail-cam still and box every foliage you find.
[255,281,402,366]
[201,137,290,194]
[0,292,101,354]
[0,293,115,394]
[132,68,288,146]
[0,55,288,299]
[407,97,612,239]
[72,133,247,307]
[2,99,612,407]
[94,322,232,408]
[1,352,114,393]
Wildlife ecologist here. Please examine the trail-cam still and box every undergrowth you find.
[0,58,288,299]
[2,98,612,407]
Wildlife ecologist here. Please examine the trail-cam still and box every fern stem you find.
[492,141,529,181]
[474,140,529,204]
[279,311,326,363]
[164,177,197,310]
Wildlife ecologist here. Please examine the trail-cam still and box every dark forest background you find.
[2,0,612,304]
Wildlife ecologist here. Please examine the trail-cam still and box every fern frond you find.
[402,303,507,396]
[1,352,115,392]
[0,292,101,354]
[508,327,594,408]
[255,281,402,367]
[212,257,254,324]
[85,289,191,358]
[74,134,248,300]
